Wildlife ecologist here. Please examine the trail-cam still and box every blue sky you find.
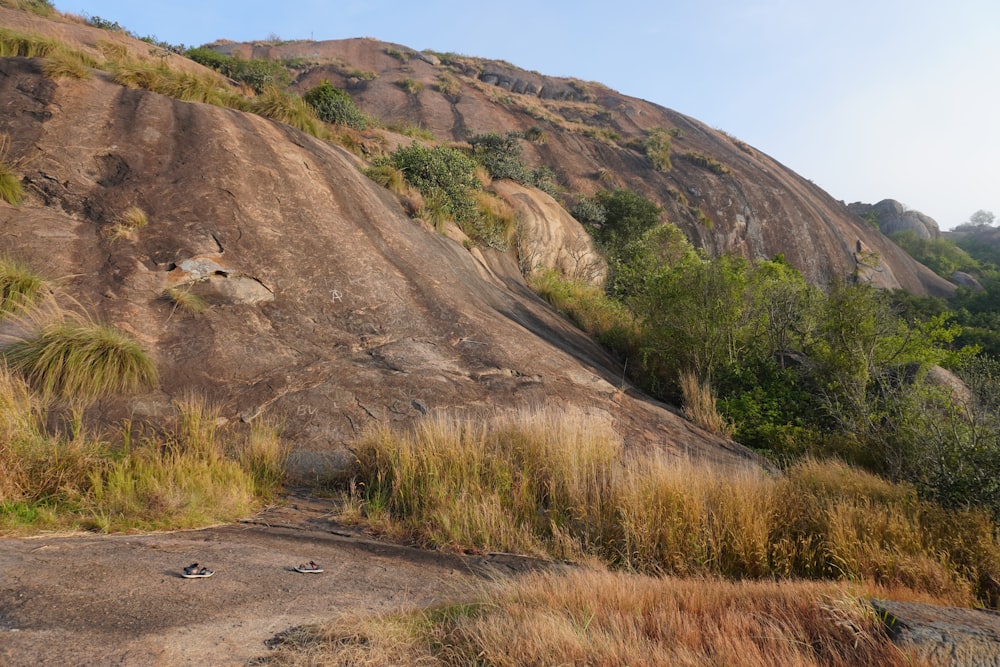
[51,0,1000,229]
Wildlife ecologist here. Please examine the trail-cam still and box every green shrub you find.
[3,319,158,405]
[469,131,527,181]
[303,79,367,129]
[380,142,481,225]
[185,47,289,93]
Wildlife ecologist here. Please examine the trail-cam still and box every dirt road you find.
[0,495,512,666]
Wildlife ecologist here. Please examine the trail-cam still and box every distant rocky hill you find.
[209,37,954,297]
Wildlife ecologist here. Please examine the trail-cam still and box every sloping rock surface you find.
[210,37,954,297]
[874,599,1000,667]
[0,53,756,476]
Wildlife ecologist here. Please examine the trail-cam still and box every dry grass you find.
[342,408,1000,606]
[259,570,928,667]
[0,255,48,319]
[0,378,287,533]
[163,286,208,315]
[680,370,733,436]
[109,205,148,240]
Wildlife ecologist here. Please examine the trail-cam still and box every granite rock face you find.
[849,199,942,240]
[0,50,758,479]
[873,599,1000,667]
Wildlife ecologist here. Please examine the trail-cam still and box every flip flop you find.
[294,561,323,573]
[181,563,215,578]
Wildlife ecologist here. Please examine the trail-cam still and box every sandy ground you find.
[0,494,530,666]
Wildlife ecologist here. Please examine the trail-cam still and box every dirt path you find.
[0,495,527,666]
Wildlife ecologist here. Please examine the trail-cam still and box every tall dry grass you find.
[680,370,733,436]
[260,570,928,667]
[0,367,287,533]
[343,407,1000,606]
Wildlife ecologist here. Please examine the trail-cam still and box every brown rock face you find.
[0,53,757,476]
[211,37,954,297]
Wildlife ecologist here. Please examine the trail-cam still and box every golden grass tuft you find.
[0,382,287,533]
[109,205,148,240]
[680,370,733,436]
[163,286,208,315]
[0,133,24,206]
[41,49,92,80]
[248,87,328,139]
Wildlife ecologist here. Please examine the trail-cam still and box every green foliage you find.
[397,78,424,95]
[380,142,481,225]
[0,256,47,319]
[185,47,289,93]
[303,79,367,129]
[3,320,157,406]
[890,230,978,278]
[384,47,409,62]
[434,72,460,99]
[586,189,662,263]
[643,127,673,171]
[469,131,527,181]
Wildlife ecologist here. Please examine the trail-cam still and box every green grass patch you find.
[680,150,731,175]
[2,318,158,405]
[0,256,48,319]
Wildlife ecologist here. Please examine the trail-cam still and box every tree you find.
[969,209,996,227]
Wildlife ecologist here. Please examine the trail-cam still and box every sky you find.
[50,0,1000,230]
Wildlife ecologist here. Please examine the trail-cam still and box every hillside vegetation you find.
[2,3,1000,664]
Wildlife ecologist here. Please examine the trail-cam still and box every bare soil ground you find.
[0,493,533,666]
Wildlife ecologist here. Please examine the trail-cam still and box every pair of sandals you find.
[181,561,324,578]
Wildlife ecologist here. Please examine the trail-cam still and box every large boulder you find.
[848,199,941,240]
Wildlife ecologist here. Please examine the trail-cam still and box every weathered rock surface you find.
[206,36,956,297]
[0,51,757,478]
[873,599,1000,666]
[849,199,942,239]
[492,180,606,284]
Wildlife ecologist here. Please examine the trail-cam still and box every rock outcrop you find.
[848,199,942,240]
[205,36,956,297]
[873,599,1000,667]
[0,50,757,478]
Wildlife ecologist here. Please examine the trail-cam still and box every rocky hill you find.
[0,7,756,476]
[211,37,954,297]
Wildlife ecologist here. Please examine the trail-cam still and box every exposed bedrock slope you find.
[0,58,757,476]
